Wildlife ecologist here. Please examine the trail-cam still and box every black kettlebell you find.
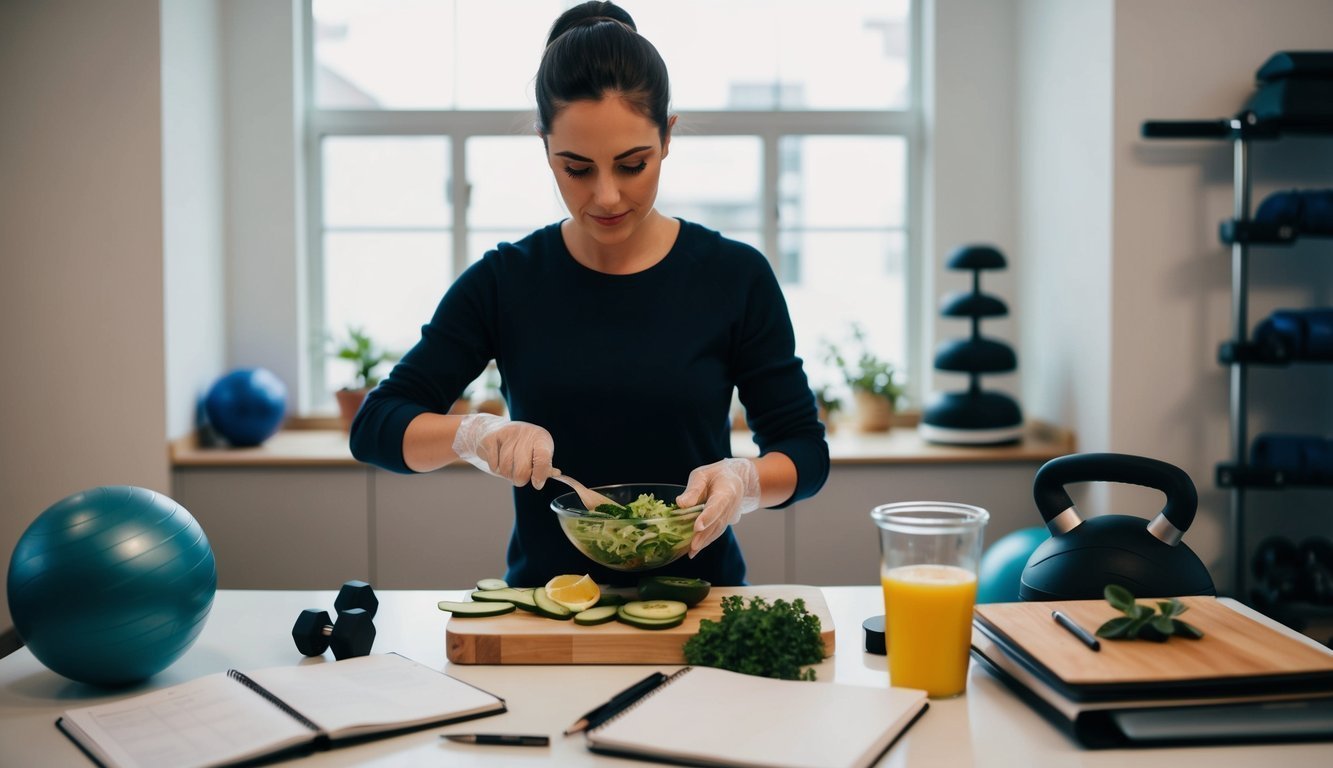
[1019,452,1216,601]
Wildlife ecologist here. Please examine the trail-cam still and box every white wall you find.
[0,0,168,625]
[1013,0,1113,452]
[922,0,1023,408]
[163,0,228,439]
[1011,0,1114,522]
[223,0,308,412]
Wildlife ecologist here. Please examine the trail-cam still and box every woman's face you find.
[544,95,673,252]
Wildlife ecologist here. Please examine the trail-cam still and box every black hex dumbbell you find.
[332,579,379,619]
[1297,537,1333,605]
[1250,537,1299,608]
[291,580,378,660]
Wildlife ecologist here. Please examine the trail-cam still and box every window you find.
[307,0,918,411]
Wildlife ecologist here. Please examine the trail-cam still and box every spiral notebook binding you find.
[227,669,322,733]
[588,667,693,732]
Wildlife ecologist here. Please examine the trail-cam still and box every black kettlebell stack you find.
[919,244,1023,446]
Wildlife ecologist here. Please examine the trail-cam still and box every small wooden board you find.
[974,597,1333,695]
[446,586,835,664]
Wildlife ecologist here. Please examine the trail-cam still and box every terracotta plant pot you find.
[335,388,369,432]
[853,390,894,432]
[817,404,839,434]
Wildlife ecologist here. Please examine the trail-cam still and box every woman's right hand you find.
[452,413,556,489]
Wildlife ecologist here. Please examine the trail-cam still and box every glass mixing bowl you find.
[550,483,701,572]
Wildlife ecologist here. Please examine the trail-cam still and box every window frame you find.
[301,0,924,412]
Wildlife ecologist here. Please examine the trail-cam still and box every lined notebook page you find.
[243,654,504,738]
[586,666,928,768]
[59,673,313,768]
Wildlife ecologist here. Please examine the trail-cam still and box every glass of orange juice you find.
[871,501,988,698]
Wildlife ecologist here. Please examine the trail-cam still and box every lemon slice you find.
[544,573,601,612]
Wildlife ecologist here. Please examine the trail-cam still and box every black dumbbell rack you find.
[1143,96,1333,622]
[918,244,1023,446]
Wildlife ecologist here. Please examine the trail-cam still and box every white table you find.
[0,587,1327,767]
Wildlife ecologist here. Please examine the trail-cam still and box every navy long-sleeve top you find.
[350,220,829,586]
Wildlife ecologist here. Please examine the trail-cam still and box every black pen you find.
[442,733,549,747]
[1052,610,1101,651]
[563,671,668,735]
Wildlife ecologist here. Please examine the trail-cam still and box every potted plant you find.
[331,327,398,430]
[814,385,844,434]
[822,324,905,432]
[472,361,506,416]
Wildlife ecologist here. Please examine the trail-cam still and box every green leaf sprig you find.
[1095,585,1204,642]
[682,596,825,680]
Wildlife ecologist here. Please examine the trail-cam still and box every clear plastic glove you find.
[677,458,761,558]
[452,413,556,489]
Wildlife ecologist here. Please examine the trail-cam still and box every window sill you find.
[170,418,1075,468]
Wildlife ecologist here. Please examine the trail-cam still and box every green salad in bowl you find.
[551,482,701,571]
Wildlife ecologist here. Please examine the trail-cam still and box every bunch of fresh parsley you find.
[682,595,825,680]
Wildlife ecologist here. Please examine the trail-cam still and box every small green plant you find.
[814,385,843,416]
[1095,584,1204,642]
[821,323,905,406]
[333,326,397,390]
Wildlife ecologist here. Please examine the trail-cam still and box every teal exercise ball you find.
[977,526,1049,604]
[7,486,217,687]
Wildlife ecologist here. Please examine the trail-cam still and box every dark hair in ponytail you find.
[536,1,672,141]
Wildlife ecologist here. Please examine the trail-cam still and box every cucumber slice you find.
[506,588,543,613]
[616,604,685,630]
[532,584,574,620]
[637,575,711,607]
[471,588,538,610]
[573,605,619,625]
[437,600,515,617]
[620,600,688,621]
[476,577,509,591]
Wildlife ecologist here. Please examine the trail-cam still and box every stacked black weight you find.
[919,245,1023,445]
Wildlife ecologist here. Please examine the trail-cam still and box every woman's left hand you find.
[677,458,761,557]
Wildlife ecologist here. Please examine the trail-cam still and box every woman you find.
[350,1,828,587]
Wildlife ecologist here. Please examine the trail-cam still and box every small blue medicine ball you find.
[978,526,1050,604]
[204,367,287,446]
[7,486,217,687]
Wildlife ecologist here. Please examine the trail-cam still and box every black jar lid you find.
[863,615,886,655]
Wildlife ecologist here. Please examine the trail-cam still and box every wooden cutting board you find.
[974,597,1333,692]
[446,585,835,664]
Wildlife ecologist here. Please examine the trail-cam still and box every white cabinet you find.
[372,469,512,589]
[172,467,370,589]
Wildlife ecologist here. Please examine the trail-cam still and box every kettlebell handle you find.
[1033,452,1198,546]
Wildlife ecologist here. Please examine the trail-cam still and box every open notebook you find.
[585,666,928,768]
[57,653,505,768]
